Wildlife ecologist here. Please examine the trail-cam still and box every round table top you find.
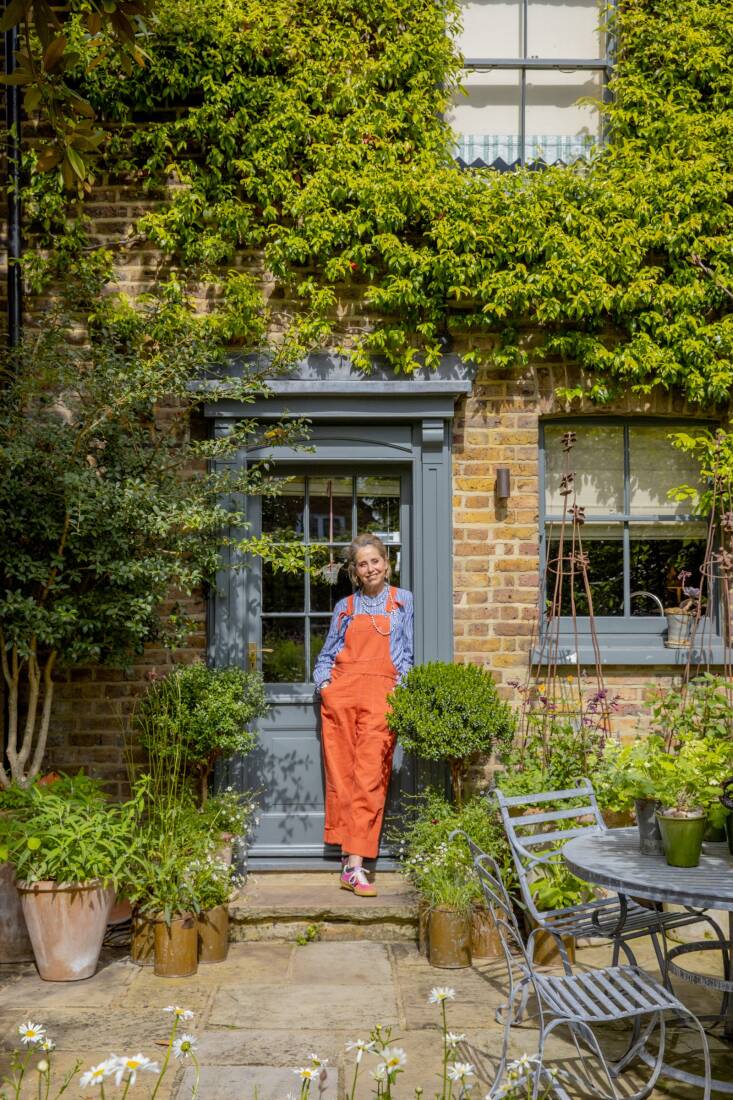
[563,827,733,911]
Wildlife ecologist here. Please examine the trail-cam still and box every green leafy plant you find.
[0,776,139,886]
[197,787,258,840]
[294,923,321,946]
[136,663,267,803]
[388,664,515,807]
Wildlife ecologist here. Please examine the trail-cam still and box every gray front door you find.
[241,468,412,866]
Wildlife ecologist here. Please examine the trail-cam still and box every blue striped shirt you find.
[313,587,414,690]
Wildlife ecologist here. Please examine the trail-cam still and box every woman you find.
[313,533,414,897]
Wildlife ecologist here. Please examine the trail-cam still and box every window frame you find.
[537,417,724,662]
[458,0,615,168]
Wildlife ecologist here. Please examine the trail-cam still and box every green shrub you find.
[387,663,515,805]
[136,662,267,803]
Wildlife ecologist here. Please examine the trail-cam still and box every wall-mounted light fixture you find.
[495,467,511,501]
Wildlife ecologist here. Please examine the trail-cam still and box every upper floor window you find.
[449,0,611,169]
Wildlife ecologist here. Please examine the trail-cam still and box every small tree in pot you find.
[387,662,515,807]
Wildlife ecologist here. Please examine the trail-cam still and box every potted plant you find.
[594,736,669,854]
[664,569,702,648]
[653,736,733,867]
[198,787,258,868]
[388,663,515,808]
[192,856,240,964]
[128,846,201,979]
[136,663,267,806]
[0,775,137,981]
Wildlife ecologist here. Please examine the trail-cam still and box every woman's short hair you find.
[346,533,392,589]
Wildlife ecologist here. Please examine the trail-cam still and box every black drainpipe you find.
[5,8,22,348]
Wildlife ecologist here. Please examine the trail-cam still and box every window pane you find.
[457,0,521,59]
[262,618,305,683]
[630,528,707,614]
[527,0,604,60]
[525,70,603,163]
[262,560,304,613]
[262,477,304,540]
[547,532,623,615]
[311,550,352,612]
[450,69,521,165]
[309,477,352,542]
[356,477,401,543]
[309,619,332,679]
[544,424,624,516]
[629,426,706,517]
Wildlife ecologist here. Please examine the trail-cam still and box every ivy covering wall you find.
[20,0,733,406]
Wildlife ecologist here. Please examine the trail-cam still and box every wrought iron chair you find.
[490,779,727,983]
[471,849,712,1100]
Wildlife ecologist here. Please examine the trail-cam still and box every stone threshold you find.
[230,871,419,943]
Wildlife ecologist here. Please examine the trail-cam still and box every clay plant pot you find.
[470,903,501,958]
[153,913,198,978]
[17,879,114,982]
[635,798,664,855]
[428,905,472,969]
[130,910,155,967]
[0,862,34,963]
[198,905,230,964]
[657,811,707,868]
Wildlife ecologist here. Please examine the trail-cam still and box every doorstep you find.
[229,871,419,943]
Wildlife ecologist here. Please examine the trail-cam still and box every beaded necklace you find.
[359,588,392,636]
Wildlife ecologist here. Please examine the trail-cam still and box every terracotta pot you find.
[470,903,501,958]
[530,927,576,967]
[130,910,155,966]
[108,895,133,925]
[198,905,229,963]
[428,905,472,969]
[153,913,198,978]
[17,879,114,981]
[0,862,34,963]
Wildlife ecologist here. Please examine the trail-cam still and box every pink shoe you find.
[340,866,377,897]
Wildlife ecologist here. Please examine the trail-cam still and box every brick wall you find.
[450,355,716,741]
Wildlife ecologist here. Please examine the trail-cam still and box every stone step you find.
[229,871,419,943]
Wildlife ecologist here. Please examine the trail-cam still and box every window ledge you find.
[531,637,728,667]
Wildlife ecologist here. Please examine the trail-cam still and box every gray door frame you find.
[203,356,472,865]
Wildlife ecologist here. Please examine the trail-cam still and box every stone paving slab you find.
[0,934,731,1098]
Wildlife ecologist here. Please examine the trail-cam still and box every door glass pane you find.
[262,561,304,613]
[629,426,706,517]
[262,477,305,540]
[525,70,602,164]
[547,530,623,615]
[527,0,603,60]
[629,527,707,614]
[311,551,352,612]
[309,619,333,678]
[356,477,401,543]
[388,548,402,590]
[309,478,352,542]
[262,618,306,683]
[449,69,521,165]
[544,424,624,516]
[457,0,521,59]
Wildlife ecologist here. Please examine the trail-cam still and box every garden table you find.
[563,826,733,1093]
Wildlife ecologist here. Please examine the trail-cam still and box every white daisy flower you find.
[308,1054,328,1068]
[39,1039,56,1052]
[428,987,456,1004]
[447,1063,475,1083]
[172,1034,197,1059]
[79,1060,116,1088]
[18,1022,45,1045]
[345,1039,375,1063]
[370,1066,387,1083]
[36,1060,49,1074]
[446,1032,466,1048]
[294,1067,319,1082]
[110,1054,159,1088]
[381,1047,407,1072]
[163,1005,194,1020]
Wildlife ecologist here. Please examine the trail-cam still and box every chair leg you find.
[648,928,672,990]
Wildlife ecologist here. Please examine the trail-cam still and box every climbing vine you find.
[16,0,733,406]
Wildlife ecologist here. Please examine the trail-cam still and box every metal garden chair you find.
[472,849,712,1100]
[490,778,727,983]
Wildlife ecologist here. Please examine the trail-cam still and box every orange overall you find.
[319,588,398,859]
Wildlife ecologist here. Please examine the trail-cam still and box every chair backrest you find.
[490,777,606,924]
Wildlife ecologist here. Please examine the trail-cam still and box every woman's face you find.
[354,545,388,595]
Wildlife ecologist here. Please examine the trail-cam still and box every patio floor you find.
[0,892,731,1098]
